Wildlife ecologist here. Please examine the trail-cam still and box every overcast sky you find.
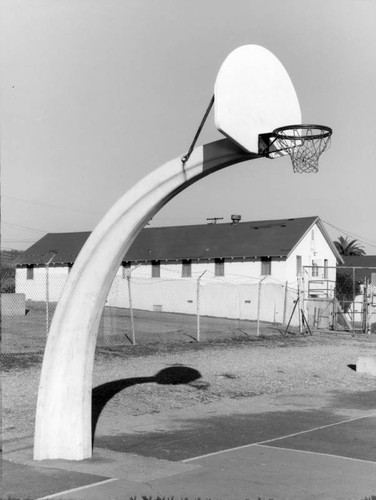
[2,0,376,253]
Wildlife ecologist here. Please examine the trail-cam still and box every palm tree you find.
[334,236,366,256]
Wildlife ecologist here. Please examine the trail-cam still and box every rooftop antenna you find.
[206,217,223,224]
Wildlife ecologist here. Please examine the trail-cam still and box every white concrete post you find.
[34,139,257,460]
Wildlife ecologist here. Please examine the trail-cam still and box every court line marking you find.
[182,413,376,463]
[256,444,376,465]
[33,413,376,498]
[35,478,118,500]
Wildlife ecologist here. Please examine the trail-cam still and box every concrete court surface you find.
[3,388,376,500]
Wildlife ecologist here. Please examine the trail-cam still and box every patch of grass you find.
[1,353,43,371]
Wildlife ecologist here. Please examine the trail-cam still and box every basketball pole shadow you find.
[91,365,202,444]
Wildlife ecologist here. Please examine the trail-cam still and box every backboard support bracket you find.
[258,132,291,158]
[182,95,215,164]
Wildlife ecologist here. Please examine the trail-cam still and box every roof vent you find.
[231,214,241,225]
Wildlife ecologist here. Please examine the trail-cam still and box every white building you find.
[15,216,343,325]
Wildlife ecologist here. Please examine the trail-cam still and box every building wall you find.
[15,223,338,325]
[15,260,293,323]
[122,258,287,282]
[107,269,290,323]
[16,265,69,302]
[287,222,337,297]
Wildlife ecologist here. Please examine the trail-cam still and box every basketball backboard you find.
[214,45,302,156]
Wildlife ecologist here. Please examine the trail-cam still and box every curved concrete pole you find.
[33,139,258,460]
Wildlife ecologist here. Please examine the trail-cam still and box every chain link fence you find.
[303,265,376,334]
[4,263,375,354]
[2,267,300,354]
[334,266,376,334]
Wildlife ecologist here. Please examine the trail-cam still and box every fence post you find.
[352,267,356,334]
[196,271,206,342]
[332,299,337,330]
[45,252,57,337]
[256,276,267,336]
[282,281,288,326]
[127,273,136,345]
[363,278,371,335]
[297,283,302,335]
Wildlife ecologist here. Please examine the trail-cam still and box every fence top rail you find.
[336,266,376,270]
[303,265,376,270]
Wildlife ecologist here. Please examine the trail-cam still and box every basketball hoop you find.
[272,124,332,173]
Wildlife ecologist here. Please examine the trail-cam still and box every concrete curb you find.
[357,357,376,376]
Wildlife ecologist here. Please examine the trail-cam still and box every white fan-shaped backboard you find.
[214,45,302,154]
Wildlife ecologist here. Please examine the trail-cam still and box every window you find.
[261,257,272,276]
[312,260,319,277]
[122,262,131,279]
[151,260,160,278]
[215,258,225,277]
[324,259,328,279]
[26,266,34,280]
[182,259,192,278]
[296,255,302,277]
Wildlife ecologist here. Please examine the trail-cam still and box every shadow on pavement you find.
[91,365,202,444]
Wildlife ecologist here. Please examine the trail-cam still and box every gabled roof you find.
[14,216,341,266]
[126,216,320,262]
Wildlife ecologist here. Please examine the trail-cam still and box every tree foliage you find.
[335,269,361,312]
[334,236,366,256]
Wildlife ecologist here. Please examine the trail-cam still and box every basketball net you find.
[274,125,332,173]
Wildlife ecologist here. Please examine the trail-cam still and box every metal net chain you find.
[276,126,332,173]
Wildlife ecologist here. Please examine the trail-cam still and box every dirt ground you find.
[3,332,376,444]
[2,301,291,354]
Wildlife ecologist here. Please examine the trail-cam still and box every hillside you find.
[1,249,23,268]
[1,249,23,293]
